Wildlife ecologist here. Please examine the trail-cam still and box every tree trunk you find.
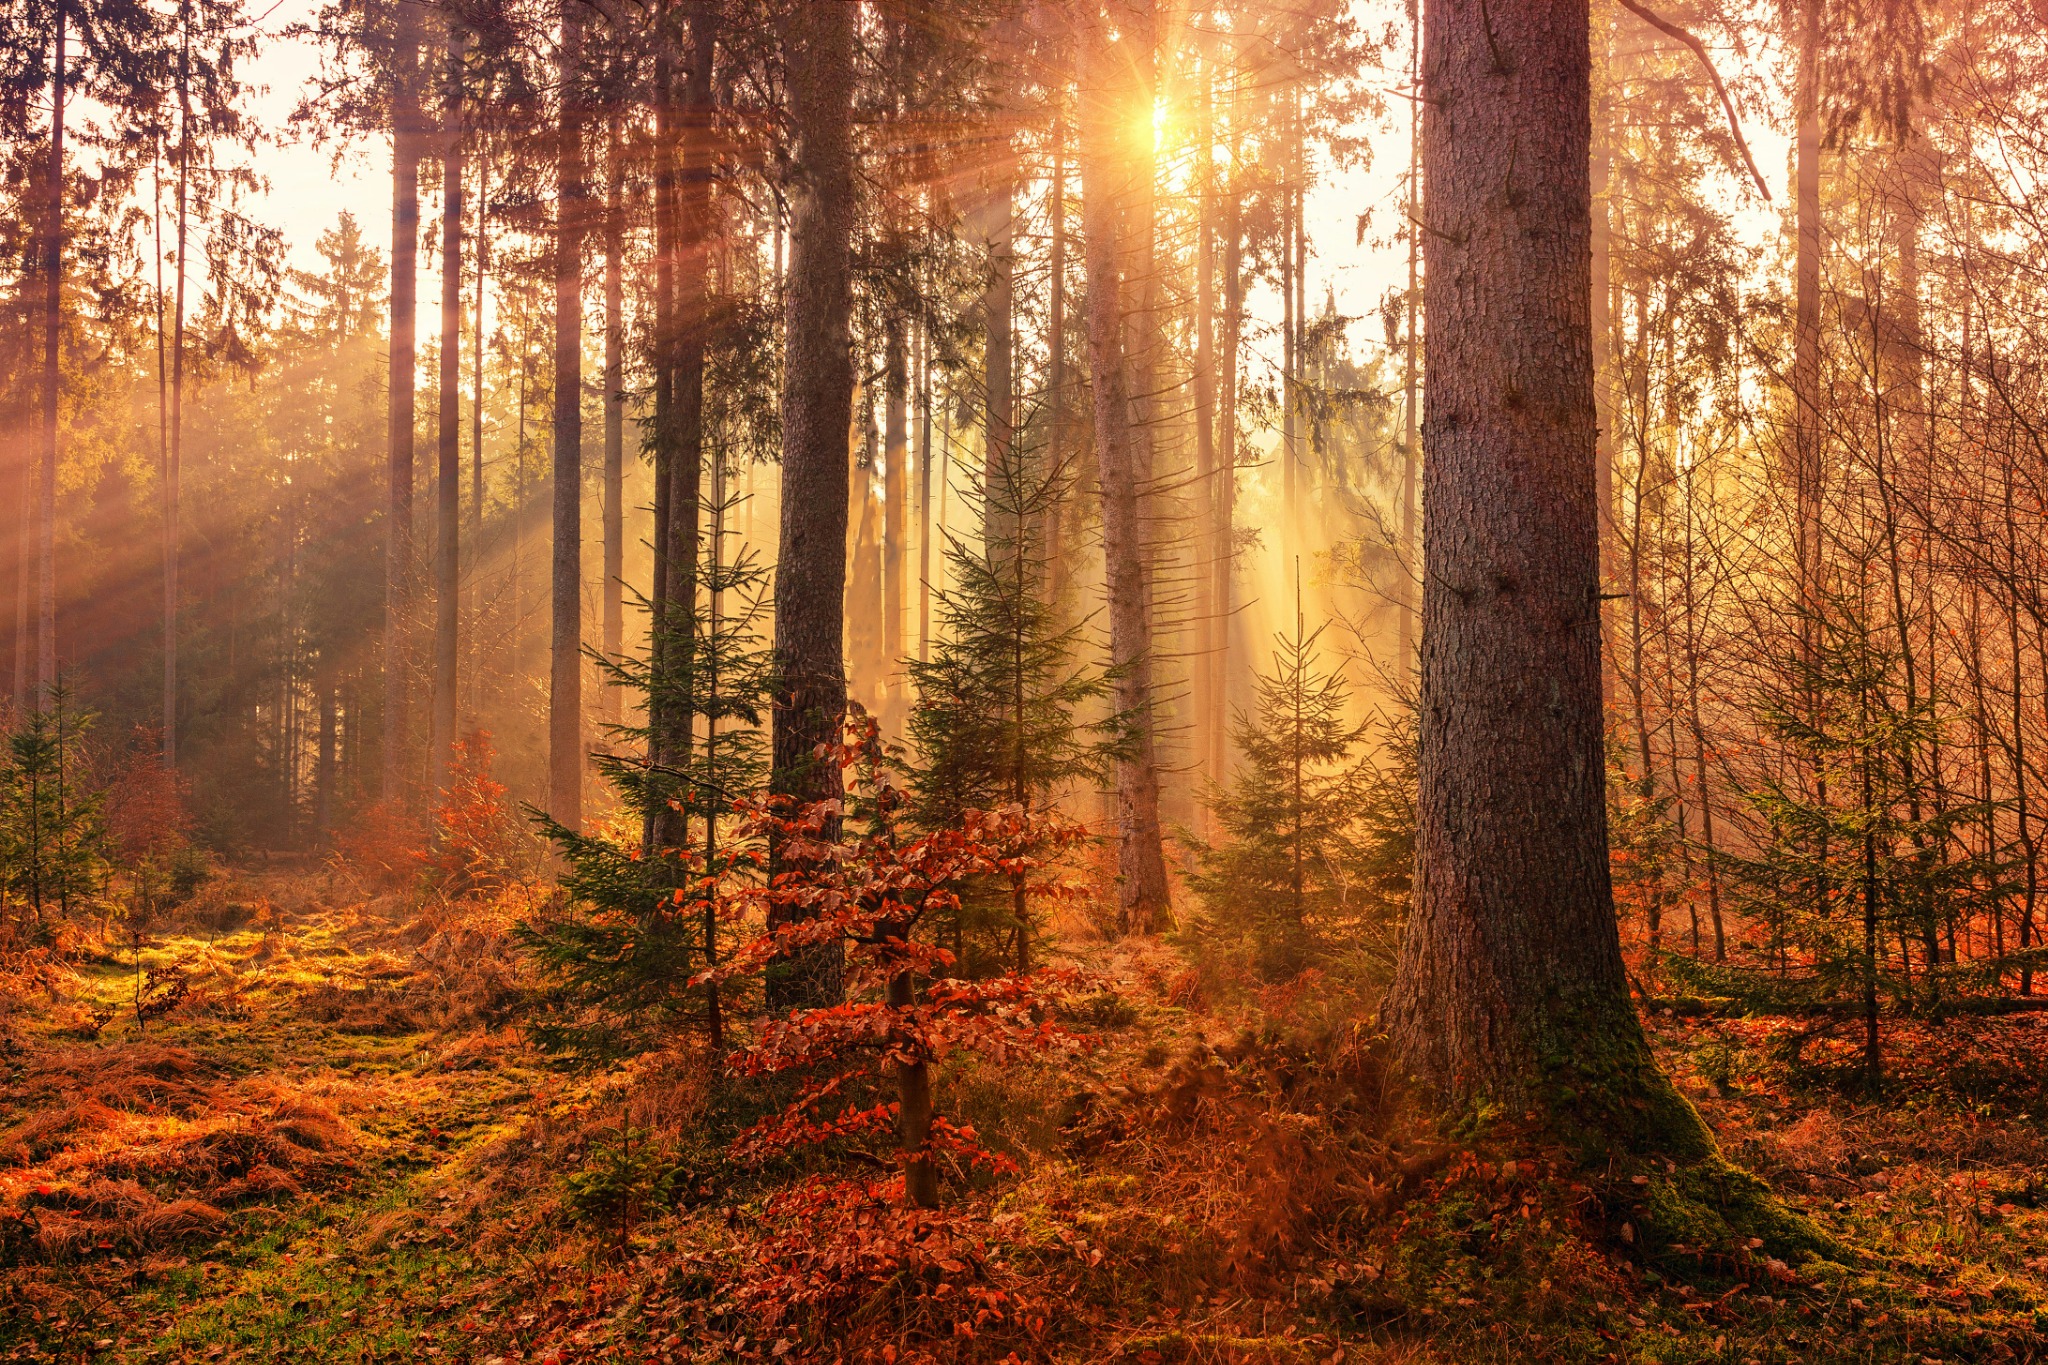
[1793,0,1822,678]
[602,114,625,728]
[469,146,486,721]
[1382,0,1687,1149]
[917,321,933,663]
[549,0,587,831]
[164,14,191,761]
[1192,62,1216,797]
[317,672,337,839]
[767,0,856,1010]
[384,0,421,799]
[1590,16,1613,577]
[1079,5,1171,936]
[888,961,937,1208]
[651,2,716,861]
[1214,90,1242,795]
[38,2,66,704]
[432,22,465,795]
[1399,8,1420,669]
[1046,97,1068,611]
[884,310,907,684]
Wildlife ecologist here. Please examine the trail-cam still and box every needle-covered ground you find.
[2,869,2046,1364]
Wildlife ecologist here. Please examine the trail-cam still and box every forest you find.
[4,0,2048,1360]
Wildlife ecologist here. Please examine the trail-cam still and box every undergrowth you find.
[3,874,2046,1363]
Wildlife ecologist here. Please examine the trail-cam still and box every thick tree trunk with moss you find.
[1381,0,1679,1148]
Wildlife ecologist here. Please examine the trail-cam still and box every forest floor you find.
[3,868,2048,1364]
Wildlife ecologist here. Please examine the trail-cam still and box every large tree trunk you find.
[37,3,66,704]
[1382,0,1685,1148]
[549,0,587,831]
[431,22,465,795]
[384,0,422,799]
[767,0,856,1010]
[1079,4,1171,936]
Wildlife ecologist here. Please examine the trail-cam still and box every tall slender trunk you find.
[1679,460,1724,960]
[1192,63,1216,796]
[38,1,67,705]
[317,674,337,838]
[469,143,487,721]
[1792,0,1822,684]
[602,114,625,727]
[1384,0,1671,1138]
[1212,96,1242,794]
[981,152,1016,552]
[1046,98,1068,609]
[651,3,716,859]
[1079,5,1171,935]
[385,0,422,799]
[768,0,856,1009]
[166,11,191,762]
[1400,11,1421,668]
[644,35,677,858]
[917,320,933,662]
[883,312,907,679]
[1280,134,1297,545]
[432,23,465,794]
[549,0,588,830]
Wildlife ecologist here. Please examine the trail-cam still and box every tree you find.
[1077,0,1171,936]
[1379,0,1700,1155]
[549,0,588,831]
[904,452,1114,975]
[768,0,858,1010]
[1189,595,1398,980]
[384,0,424,804]
[430,16,466,796]
[0,683,108,928]
[1691,576,2004,1095]
[525,487,771,1060]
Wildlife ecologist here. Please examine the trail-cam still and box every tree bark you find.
[1793,0,1822,668]
[384,0,422,799]
[651,2,716,861]
[884,311,907,679]
[550,0,588,831]
[602,114,625,729]
[38,1,66,705]
[432,22,465,795]
[1382,0,1682,1146]
[767,0,857,1009]
[1213,79,1242,796]
[1079,5,1171,935]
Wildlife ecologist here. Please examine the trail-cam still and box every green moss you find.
[1638,1152,1842,1264]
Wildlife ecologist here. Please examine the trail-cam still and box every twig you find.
[1616,0,1772,202]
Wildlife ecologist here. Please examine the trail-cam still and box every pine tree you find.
[904,450,1113,974]
[520,484,771,1061]
[0,682,109,931]
[1188,590,1399,980]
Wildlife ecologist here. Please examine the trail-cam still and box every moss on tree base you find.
[1417,990,1843,1267]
